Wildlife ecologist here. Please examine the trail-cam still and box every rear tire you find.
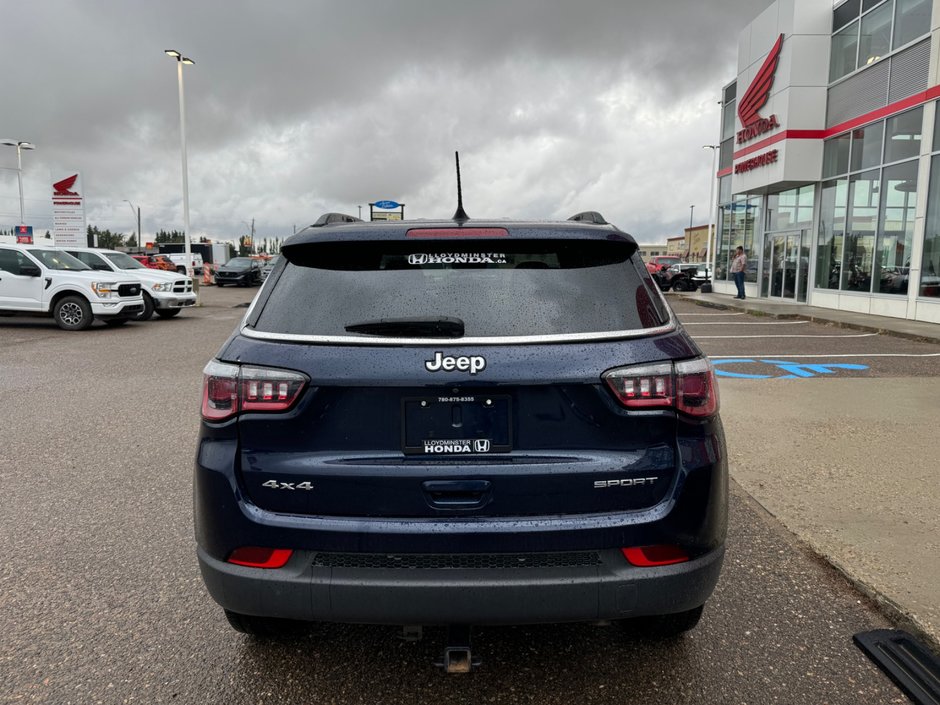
[155,308,182,319]
[53,295,93,331]
[672,278,690,292]
[223,610,311,638]
[103,318,129,327]
[617,605,704,639]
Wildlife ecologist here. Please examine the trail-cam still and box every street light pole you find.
[124,200,140,249]
[703,145,720,280]
[689,205,695,229]
[165,50,195,280]
[1,139,36,224]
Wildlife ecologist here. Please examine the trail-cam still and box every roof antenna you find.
[452,151,469,222]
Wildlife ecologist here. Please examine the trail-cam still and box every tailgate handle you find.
[423,480,492,509]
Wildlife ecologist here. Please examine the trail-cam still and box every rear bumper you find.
[197,545,724,625]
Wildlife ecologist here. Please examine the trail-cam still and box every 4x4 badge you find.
[424,352,486,375]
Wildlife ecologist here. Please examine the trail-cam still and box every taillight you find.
[227,547,293,569]
[621,545,689,567]
[603,358,718,418]
[201,360,308,422]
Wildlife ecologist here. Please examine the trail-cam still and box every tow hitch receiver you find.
[435,625,480,674]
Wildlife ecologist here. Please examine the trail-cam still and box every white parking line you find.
[696,333,879,339]
[683,320,810,326]
[677,312,747,316]
[708,353,940,358]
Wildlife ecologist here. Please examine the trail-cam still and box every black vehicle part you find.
[312,212,363,226]
[434,625,481,674]
[103,318,129,327]
[223,609,311,638]
[853,629,940,705]
[617,604,704,638]
[671,277,691,292]
[136,294,155,321]
[567,211,608,225]
[155,308,181,319]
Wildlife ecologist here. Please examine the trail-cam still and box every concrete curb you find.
[673,293,940,344]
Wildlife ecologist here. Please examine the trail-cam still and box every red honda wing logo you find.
[53,174,79,196]
[736,34,783,144]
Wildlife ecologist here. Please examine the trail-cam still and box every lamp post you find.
[703,145,720,281]
[689,205,695,229]
[165,49,195,279]
[124,199,141,249]
[0,139,36,224]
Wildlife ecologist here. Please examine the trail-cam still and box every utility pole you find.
[251,218,255,253]
[689,205,695,229]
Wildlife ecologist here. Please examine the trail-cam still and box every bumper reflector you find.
[622,545,690,567]
[227,547,293,569]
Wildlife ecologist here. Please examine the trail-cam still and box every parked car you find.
[665,263,711,292]
[132,254,175,272]
[148,254,179,272]
[162,252,204,276]
[645,255,682,276]
[64,247,196,320]
[194,209,727,667]
[213,257,262,287]
[0,244,143,329]
[260,255,281,281]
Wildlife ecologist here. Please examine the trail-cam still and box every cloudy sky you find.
[0,0,772,245]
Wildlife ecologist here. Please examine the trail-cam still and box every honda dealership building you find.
[713,0,940,323]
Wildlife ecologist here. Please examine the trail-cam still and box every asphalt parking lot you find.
[0,286,928,703]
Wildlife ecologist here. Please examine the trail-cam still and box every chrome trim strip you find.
[238,312,678,347]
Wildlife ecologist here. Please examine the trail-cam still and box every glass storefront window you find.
[718,175,731,204]
[843,170,880,291]
[716,205,732,281]
[823,134,851,177]
[850,121,884,171]
[744,196,761,282]
[919,155,940,297]
[875,160,918,294]
[884,107,922,164]
[893,0,931,48]
[722,101,736,141]
[816,179,849,289]
[858,1,893,67]
[767,186,814,232]
[830,20,860,81]
[834,0,861,30]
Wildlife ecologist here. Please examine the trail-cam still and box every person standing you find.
[731,246,747,300]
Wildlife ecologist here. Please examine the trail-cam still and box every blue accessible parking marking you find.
[712,359,869,379]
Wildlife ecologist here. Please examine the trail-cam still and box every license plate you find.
[402,394,512,455]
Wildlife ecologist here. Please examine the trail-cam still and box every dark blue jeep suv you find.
[194,211,727,659]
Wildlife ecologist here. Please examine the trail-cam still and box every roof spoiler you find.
[312,212,363,227]
[567,211,608,225]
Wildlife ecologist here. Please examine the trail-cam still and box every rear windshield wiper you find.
[344,316,465,338]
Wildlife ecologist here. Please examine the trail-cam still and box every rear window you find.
[252,239,667,339]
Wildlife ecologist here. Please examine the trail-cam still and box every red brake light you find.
[201,361,308,421]
[621,545,689,567]
[603,358,718,418]
[675,358,719,417]
[227,547,293,569]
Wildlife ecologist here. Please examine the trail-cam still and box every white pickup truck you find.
[163,252,203,275]
[0,244,144,330]
[64,247,196,320]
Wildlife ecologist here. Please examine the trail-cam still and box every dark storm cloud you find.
[0,0,772,241]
